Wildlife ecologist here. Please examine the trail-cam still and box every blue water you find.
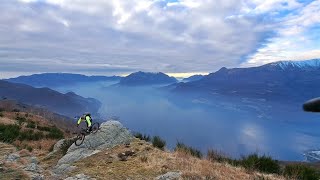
[54,82,320,161]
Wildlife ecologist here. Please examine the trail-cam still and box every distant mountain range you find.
[172,59,320,102]
[5,73,121,87]
[0,80,101,117]
[182,75,204,82]
[119,71,178,86]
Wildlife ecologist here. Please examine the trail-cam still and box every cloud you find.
[243,0,320,67]
[0,0,318,77]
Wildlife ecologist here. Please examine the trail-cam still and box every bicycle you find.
[74,122,100,146]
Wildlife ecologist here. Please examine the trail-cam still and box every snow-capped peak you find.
[268,59,320,70]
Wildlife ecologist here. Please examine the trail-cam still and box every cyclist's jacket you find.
[77,115,92,127]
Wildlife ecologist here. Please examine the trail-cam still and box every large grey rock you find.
[156,172,182,180]
[54,121,133,174]
[46,139,68,158]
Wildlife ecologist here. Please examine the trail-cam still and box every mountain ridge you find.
[119,71,178,86]
[0,80,101,117]
[266,59,320,70]
[5,73,122,87]
[172,59,320,102]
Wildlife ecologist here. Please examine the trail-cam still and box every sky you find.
[0,0,319,78]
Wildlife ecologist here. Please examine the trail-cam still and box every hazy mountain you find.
[0,80,101,117]
[5,73,122,87]
[182,75,204,82]
[173,59,320,102]
[119,71,178,86]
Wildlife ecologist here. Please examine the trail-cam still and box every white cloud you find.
[243,0,320,67]
[0,0,319,77]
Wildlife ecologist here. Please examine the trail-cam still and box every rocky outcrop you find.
[54,120,133,174]
[3,150,44,180]
[46,139,65,158]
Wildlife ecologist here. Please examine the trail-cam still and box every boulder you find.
[54,121,133,174]
[53,139,65,152]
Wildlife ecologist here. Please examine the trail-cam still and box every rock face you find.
[54,121,133,174]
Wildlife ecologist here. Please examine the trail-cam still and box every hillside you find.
[2,119,320,179]
[119,71,178,86]
[0,109,70,179]
[5,73,122,87]
[0,108,72,152]
[0,80,101,117]
[0,99,75,131]
[173,59,320,102]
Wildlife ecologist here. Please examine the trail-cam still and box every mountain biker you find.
[77,113,93,133]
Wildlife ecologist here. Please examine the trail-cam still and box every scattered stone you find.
[24,162,43,174]
[145,146,152,151]
[161,165,169,170]
[31,174,44,180]
[125,143,130,148]
[156,172,182,180]
[118,150,135,161]
[29,156,38,164]
[6,153,20,162]
[53,164,77,175]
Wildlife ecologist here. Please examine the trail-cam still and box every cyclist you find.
[77,113,93,133]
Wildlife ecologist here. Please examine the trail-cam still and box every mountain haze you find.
[5,73,121,87]
[0,80,101,117]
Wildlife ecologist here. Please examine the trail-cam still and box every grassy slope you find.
[68,139,285,180]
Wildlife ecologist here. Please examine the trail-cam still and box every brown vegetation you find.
[69,139,285,180]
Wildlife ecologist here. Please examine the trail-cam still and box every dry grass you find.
[0,143,29,180]
[0,111,64,154]
[0,116,16,125]
[68,139,285,180]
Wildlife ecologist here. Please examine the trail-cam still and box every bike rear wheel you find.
[75,133,85,146]
[91,122,100,134]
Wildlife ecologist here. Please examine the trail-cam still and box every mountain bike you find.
[74,122,100,146]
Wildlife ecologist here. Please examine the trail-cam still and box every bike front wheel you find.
[75,133,85,146]
[91,122,100,134]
